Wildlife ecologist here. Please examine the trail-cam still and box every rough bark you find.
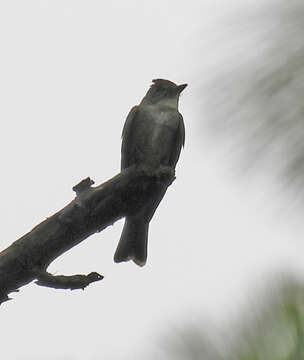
[0,165,175,305]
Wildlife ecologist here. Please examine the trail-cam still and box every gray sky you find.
[1,1,304,359]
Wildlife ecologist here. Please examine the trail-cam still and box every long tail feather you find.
[114,217,149,267]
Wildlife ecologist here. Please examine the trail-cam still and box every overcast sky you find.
[1,1,304,359]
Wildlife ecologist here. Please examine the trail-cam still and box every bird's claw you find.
[156,166,175,184]
[138,164,175,185]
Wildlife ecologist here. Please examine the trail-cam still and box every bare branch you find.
[0,165,175,305]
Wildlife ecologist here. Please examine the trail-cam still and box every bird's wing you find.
[121,106,138,170]
[179,113,185,147]
[169,113,185,168]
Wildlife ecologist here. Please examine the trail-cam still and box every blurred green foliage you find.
[204,0,304,202]
[235,283,304,360]
[158,277,304,360]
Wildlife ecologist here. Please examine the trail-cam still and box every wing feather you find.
[121,106,138,170]
[169,113,185,168]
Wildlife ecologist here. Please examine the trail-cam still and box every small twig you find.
[35,269,103,290]
[72,177,95,195]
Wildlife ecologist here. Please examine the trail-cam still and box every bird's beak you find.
[176,83,188,93]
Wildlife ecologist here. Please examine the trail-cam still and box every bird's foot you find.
[137,164,175,185]
[138,164,156,177]
[156,165,176,185]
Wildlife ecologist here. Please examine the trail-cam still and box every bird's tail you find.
[114,217,149,267]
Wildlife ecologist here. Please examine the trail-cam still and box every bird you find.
[114,79,187,266]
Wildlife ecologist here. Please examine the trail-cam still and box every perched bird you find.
[114,79,187,266]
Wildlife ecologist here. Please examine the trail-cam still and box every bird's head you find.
[142,79,187,107]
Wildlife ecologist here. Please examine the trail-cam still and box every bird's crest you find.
[151,79,177,88]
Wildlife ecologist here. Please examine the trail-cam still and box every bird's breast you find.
[140,105,180,131]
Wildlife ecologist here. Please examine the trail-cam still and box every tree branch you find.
[0,165,175,305]
[35,269,104,290]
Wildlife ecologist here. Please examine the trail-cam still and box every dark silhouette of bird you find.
[114,79,187,266]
